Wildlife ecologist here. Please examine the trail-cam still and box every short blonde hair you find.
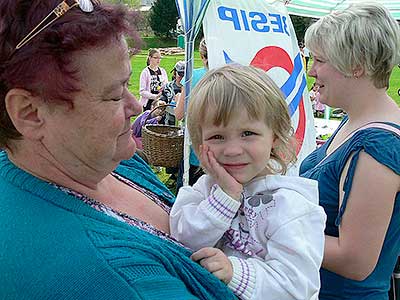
[187,64,296,174]
[305,2,400,89]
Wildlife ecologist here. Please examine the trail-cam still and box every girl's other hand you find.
[191,247,233,284]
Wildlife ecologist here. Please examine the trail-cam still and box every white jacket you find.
[170,174,326,300]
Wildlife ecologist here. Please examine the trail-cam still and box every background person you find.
[132,99,166,149]
[0,1,237,299]
[171,65,326,300]
[309,83,324,117]
[160,60,186,125]
[139,48,168,111]
[309,82,319,114]
[159,61,186,184]
[300,3,400,299]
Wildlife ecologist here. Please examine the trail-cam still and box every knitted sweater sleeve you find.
[83,218,202,300]
[114,257,202,299]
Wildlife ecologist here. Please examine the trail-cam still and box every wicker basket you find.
[142,104,184,167]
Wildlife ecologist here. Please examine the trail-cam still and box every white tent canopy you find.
[285,0,400,20]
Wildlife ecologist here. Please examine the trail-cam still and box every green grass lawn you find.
[129,51,400,106]
[388,66,400,105]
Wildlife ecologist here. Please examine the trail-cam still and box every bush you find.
[141,36,176,49]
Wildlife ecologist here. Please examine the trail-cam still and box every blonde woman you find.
[300,3,400,299]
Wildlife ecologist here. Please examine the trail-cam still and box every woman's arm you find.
[323,151,399,280]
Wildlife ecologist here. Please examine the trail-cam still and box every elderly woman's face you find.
[42,39,142,170]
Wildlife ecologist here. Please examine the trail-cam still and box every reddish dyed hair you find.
[0,0,142,148]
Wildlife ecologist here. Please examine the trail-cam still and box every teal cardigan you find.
[0,151,236,299]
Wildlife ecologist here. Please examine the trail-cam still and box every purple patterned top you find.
[53,172,185,247]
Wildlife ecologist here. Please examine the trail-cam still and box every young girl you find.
[309,82,320,115]
[139,48,168,111]
[170,65,326,300]
[309,83,324,118]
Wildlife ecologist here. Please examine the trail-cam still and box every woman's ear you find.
[352,65,365,79]
[5,88,45,140]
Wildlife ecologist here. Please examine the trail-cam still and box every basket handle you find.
[144,103,176,124]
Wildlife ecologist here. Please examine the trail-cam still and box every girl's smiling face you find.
[201,111,276,184]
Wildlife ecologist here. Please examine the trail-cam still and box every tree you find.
[290,15,313,43]
[148,0,179,38]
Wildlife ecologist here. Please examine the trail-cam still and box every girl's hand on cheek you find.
[200,144,243,201]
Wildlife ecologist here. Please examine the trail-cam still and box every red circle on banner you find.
[250,46,306,154]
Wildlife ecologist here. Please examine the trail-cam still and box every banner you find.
[203,0,316,175]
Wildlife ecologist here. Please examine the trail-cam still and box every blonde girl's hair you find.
[187,64,296,175]
[146,48,160,66]
[305,2,400,89]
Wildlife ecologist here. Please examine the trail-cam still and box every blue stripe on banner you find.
[223,51,233,64]
[280,53,303,98]
[288,75,307,116]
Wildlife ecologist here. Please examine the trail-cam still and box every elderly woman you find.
[0,1,237,299]
[299,3,400,300]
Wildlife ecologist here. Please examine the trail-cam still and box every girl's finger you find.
[201,260,224,273]
[190,247,217,261]
[207,150,229,178]
[199,145,212,174]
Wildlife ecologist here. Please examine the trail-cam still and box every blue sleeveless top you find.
[300,118,400,300]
